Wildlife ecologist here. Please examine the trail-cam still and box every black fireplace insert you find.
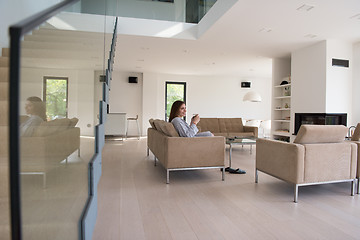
[294,113,347,135]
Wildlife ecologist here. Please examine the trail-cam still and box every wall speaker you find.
[128,76,138,83]
[241,82,251,88]
[99,75,106,82]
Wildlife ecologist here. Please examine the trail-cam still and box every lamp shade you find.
[243,91,262,102]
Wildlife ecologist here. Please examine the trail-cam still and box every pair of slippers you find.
[224,167,246,174]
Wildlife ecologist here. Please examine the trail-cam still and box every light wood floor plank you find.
[93,138,360,240]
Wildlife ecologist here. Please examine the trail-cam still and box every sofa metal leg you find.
[136,120,141,140]
[255,169,258,183]
[357,178,360,194]
[43,173,47,189]
[294,184,299,203]
[78,148,80,157]
[166,170,170,184]
[154,156,157,166]
[147,147,149,156]
[222,167,225,181]
[351,179,355,196]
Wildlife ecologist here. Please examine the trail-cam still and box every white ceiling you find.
[114,0,360,78]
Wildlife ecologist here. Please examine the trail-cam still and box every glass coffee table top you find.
[226,137,257,145]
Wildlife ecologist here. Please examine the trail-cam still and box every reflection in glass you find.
[43,77,68,120]
[17,2,112,238]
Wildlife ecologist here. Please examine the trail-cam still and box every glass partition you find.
[76,0,217,23]
[13,1,116,238]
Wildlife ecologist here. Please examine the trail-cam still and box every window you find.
[43,77,68,120]
[165,81,186,121]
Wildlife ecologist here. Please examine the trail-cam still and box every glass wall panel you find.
[16,1,115,238]
[75,0,217,23]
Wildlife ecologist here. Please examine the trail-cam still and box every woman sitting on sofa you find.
[20,96,47,137]
[169,100,213,137]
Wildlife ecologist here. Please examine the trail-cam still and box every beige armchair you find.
[256,125,357,202]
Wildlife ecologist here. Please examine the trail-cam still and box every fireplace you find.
[294,113,347,135]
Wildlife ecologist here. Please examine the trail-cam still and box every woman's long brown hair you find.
[169,100,185,122]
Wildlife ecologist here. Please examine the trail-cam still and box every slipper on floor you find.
[229,168,246,174]
[221,167,231,172]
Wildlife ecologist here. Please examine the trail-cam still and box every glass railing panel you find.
[17,1,113,238]
[67,0,217,23]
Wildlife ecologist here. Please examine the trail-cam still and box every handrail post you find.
[9,26,22,240]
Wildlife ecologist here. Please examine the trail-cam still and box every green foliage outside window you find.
[45,78,67,120]
[166,84,185,120]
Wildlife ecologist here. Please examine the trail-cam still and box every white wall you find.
[140,72,271,135]
[353,43,360,125]
[291,40,355,127]
[108,71,143,136]
[325,40,353,122]
[20,67,95,136]
[0,0,61,48]
[291,41,327,114]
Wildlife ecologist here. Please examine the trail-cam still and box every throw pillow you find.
[351,123,360,141]
[69,118,79,127]
[153,119,164,133]
[161,122,179,137]
[149,118,156,129]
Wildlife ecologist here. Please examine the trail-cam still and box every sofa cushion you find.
[197,118,220,132]
[33,118,71,137]
[294,125,347,144]
[351,123,360,141]
[161,122,180,137]
[154,120,179,137]
[219,118,244,133]
[20,115,30,124]
[149,118,156,129]
[69,118,79,127]
[153,119,164,133]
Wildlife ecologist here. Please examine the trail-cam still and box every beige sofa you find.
[147,119,225,184]
[256,125,357,202]
[197,118,258,138]
[21,117,80,187]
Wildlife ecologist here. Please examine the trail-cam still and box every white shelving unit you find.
[272,81,291,141]
[272,58,292,142]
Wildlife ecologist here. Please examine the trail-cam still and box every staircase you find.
[0,26,112,239]
[0,47,10,240]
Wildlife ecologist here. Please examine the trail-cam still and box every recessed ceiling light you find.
[297,4,315,11]
[350,13,360,20]
[258,28,272,33]
[304,34,317,38]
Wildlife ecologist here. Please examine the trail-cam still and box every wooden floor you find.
[93,138,360,240]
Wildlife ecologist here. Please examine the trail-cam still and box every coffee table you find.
[226,137,257,169]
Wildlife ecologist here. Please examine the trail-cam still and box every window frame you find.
[165,81,187,121]
[43,76,69,119]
